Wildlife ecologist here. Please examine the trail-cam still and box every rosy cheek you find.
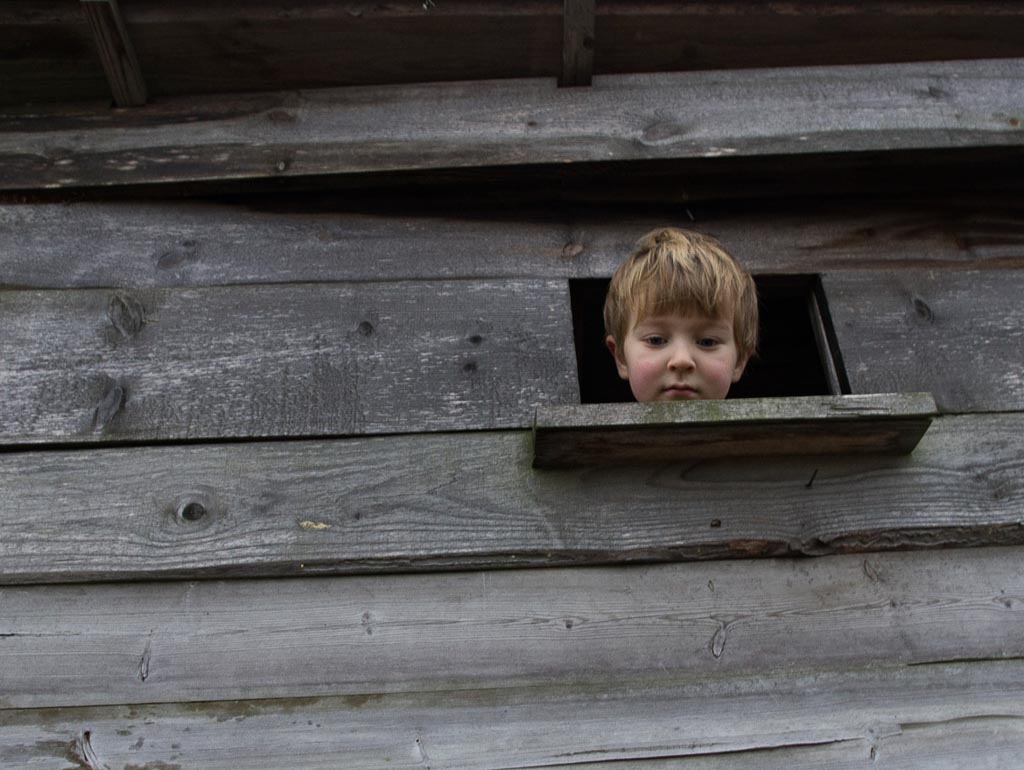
[626,359,662,399]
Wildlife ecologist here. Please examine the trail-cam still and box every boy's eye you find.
[644,335,667,346]
[696,337,720,348]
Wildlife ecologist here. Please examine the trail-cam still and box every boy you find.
[604,227,758,401]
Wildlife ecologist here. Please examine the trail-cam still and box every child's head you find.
[604,227,758,401]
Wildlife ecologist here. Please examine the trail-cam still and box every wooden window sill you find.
[533,393,936,469]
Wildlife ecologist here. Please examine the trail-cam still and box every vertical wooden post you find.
[81,0,147,107]
[560,0,595,87]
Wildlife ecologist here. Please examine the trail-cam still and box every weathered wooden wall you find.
[3,4,1024,767]
[5,1,1024,105]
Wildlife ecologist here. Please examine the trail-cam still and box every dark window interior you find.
[570,275,849,404]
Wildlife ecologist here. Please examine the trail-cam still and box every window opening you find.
[570,274,849,404]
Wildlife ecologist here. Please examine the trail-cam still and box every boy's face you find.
[606,311,748,402]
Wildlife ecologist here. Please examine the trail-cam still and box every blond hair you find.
[604,228,758,360]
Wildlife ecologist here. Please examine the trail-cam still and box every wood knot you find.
[710,622,727,658]
[267,109,297,123]
[156,240,199,270]
[358,320,374,336]
[561,242,585,260]
[912,296,934,323]
[107,292,145,338]
[917,85,950,100]
[171,490,218,528]
[640,121,688,145]
[92,380,125,432]
[176,500,207,522]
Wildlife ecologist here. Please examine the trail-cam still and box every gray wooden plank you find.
[533,394,937,469]
[2,660,1023,768]
[3,197,1024,290]
[549,720,1024,769]
[81,0,147,107]
[2,413,1023,583]
[824,270,1024,413]
[3,58,1024,189]
[2,547,1024,709]
[0,279,578,443]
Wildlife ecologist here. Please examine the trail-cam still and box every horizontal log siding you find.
[3,197,1024,289]
[0,280,578,443]
[1,270,1019,446]
[2,547,1023,709]
[2,413,1022,584]
[2,660,1023,768]
[825,270,1024,412]
[3,59,1023,190]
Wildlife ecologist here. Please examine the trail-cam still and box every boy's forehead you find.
[631,305,735,325]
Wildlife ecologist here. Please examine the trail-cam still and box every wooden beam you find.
[3,547,1024,708]
[824,270,1024,413]
[533,394,937,469]
[9,2,1024,108]
[560,0,594,87]
[0,280,578,445]
[3,659,1023,767]
[80,0,147,107]
[2,413,1024,584]
[2,196,1024,290]
[3,58,1024,190]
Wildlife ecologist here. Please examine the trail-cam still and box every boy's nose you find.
[667,342,696,370]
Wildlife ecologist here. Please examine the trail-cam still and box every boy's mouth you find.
[662,384,699,398]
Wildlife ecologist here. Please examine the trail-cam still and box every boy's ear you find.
[732,353,751,383]
[606,335,629,380]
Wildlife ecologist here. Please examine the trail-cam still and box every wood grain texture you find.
[0,280,578,443]
[7,1,1024,107]
[560,0,594,87]
[2,413,1023,584]
[824,270,1024,413]
[549,720,1024,769]
[2,660,1023,768]
[533,394,937,468]
[81,0,147,107]
[4,197,1024,290]
[2,546,1023,709]
[3,58,1024,189]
